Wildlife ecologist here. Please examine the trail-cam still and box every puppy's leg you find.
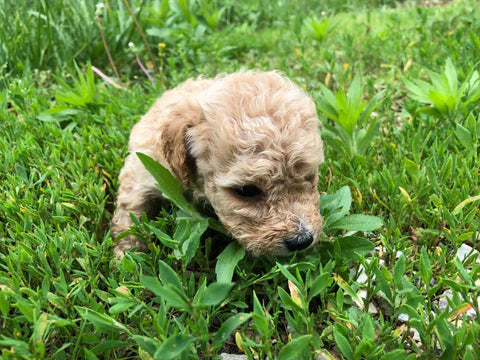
[112,152,160,259]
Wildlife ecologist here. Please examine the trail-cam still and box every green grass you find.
[1,0,480,359]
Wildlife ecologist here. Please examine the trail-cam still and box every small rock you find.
[456,243,479,263]
[437,289,478,320]
[410,327,421,342]
[398,313,409,323]
[357,289,368,300]
[437,289,453,311]
[355,264,368,285]
[316,349,337,360]
[368,303,378,314]
[466,306,477,320]
[220,354,247,360]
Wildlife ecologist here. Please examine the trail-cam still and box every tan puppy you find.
[112,71,324,258]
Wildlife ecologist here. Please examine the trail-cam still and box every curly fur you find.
[112,71,324,258]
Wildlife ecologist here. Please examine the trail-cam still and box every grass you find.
[1,0,480,358]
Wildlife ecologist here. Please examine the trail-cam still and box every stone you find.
[220,354,247,360]
[456,243,479,263]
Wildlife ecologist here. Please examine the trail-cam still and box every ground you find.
[0,0,479,359]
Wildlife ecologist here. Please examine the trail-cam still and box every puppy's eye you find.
[232,185,263,198]
[305,173,317,184]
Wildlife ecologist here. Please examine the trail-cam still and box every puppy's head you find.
[162,71,324,256]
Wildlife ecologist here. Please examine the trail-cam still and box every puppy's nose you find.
[285,231,314,251]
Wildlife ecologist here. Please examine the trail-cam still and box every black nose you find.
[285,231,314,251]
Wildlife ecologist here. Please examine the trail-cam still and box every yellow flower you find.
[294,48,301,56]
[158,42,166,49]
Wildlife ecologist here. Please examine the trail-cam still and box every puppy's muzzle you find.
[285,230,314,251]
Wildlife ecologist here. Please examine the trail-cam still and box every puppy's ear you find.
[160,108,203,189]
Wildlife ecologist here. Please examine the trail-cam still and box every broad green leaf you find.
[153,334,195,360]
[181,219,209,265]
[403,78,433,103]
[454,257,473,284]
[109,302,135,314]
[84,349,99,360]
[133,335,160,357]
[404,157,419,181]
[302,17,330,41]
[333,273,364,309]
[309,272,332,299]
[147,225,177,248]
[329,214,383,232]
[278,286,302,311]
[444,58,458,93]
[435,314,454,358]
[316,96,339,121]
[335,236,375,258]
[76,307,128,333]
[353,338,373,358]
[463,71,480,106]
[427,70,450,97]
[137,153,201,218]
[321,186,352,227]
[319,84,340,115]
[251,292,270,335]
[158,260,184,293]
[32,313,48,346]
[251,313,270,338]
[140,275,163,298]
[358,90,385,126]
[380,349,410,360]
[89,340,129,355]
[215,241,245,283]
[373,264,393,303]
[278,335,312,360]
[174,219,191,243]
[276,262,302,289]
[347,77,363,112]
[45,314,73,328]
[196,282,233,307]
[0,338,30,355]
[321,129,348,156]
[465,112,477,137]
[159,285,190,310]
[212,313,251,348]
[192,279,208,307]
[455,123,474,150]
[140,276,190,310]
[429,89,450,112]
[362,315,376,342]
[37,107,82,122]
[357,118,382,155]
[334,330,354,360]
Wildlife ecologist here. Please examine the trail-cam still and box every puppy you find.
[112,71,324,258]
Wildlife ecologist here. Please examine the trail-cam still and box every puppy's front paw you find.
[114,236,148,260]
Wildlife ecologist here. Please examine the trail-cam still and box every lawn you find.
[0,0,479,359]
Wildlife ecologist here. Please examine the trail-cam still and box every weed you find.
[316,77,385,163]
[404,58,480,122]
